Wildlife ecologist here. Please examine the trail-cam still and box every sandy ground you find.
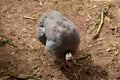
[0,0,120,80]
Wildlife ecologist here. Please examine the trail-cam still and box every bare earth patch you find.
[0,0,120,80]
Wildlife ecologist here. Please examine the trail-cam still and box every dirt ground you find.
[0,0,120,80]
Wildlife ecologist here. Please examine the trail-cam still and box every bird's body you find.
[37,10,80,64]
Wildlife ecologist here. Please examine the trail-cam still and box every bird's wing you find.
[45,15,80,45]
[44,11,80,54]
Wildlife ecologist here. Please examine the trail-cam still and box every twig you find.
[10,74,35,80]
[113,43,119,56]
[0,76,10,80]
[31,67,40,76]
[74,73,79,80]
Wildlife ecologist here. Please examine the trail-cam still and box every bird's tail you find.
[36,27,46,45]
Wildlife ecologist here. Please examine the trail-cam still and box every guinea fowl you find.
[37,10,80,66]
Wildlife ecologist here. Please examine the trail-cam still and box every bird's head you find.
[65,52,74,67]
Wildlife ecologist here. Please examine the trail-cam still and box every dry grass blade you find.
[8,39,18,47]
[93,12,104,40]
[0,37,17,47]
[0,37,8,47]
[10,74,35,80]
[73,54,91,66]
[23,16,37,20]
[93,4,111,40]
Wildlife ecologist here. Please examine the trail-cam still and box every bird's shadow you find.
[54,50,108,80]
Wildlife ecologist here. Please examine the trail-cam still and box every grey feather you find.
[37,10,80,62]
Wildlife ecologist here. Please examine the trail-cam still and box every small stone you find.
[48,63,52,66]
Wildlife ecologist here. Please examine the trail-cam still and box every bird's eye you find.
[67,59,72,62]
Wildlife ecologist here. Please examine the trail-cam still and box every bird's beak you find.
[66,61,73,67]
[66,57,74,67]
